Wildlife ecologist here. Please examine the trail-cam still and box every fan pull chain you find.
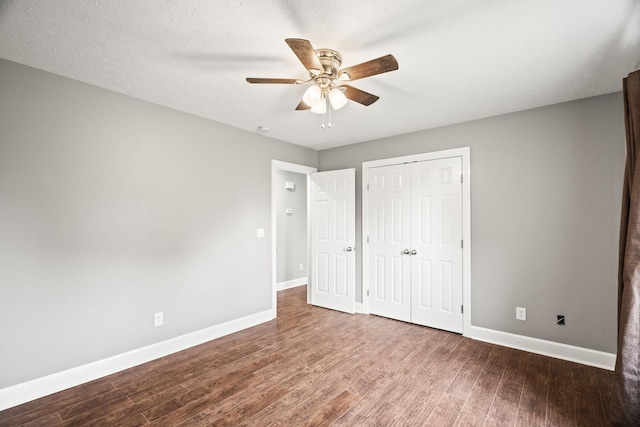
[319,92,326,129]
[320,100,333,129]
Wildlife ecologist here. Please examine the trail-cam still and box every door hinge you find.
[367,289,370,297]
[461,240,464,248]
[367,183,370,191]
[461,305,464,313]
[461,174,463,184]
[367,236,369,243]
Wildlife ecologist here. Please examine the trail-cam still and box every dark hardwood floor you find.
[0,286,615,426]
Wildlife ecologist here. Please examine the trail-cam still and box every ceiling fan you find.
[246,38,398,117]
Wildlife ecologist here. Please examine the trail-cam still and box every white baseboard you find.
[466,325,616,370]
[277,277,307,291]
[1,311,615,411]
[0,309,274,411]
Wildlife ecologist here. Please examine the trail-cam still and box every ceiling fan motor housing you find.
[314,49,342,79]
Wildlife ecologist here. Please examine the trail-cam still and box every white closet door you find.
[310,169,356,314]
[367,164,411,322]
[410,157,463,333]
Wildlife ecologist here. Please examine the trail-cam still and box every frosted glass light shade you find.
[311,97,326,114]
[302,85,322,107]
[329,88,347,110]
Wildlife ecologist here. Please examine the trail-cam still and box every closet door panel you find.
[410,158,463,333]
[367,164,411,322]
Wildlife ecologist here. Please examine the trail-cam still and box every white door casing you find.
[271,160,317,316]
[310,169,356,313]
[363,148,469,334]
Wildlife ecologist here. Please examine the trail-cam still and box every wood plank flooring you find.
[0,286,615,426]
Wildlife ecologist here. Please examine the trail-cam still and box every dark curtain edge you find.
[613,70,640,426]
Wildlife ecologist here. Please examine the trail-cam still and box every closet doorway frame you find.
[361,147,471,335]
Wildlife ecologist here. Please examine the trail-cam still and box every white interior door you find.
[365,157,463,333]
[410,157,463,333]
[310,169,355,313]
[367,164,411,322]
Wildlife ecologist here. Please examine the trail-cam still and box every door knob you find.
[403,249,410,255]
[346,246,353,252]
[411,250,417,255]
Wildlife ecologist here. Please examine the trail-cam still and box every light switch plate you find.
[154,312,163,327]
[257,228,265,238]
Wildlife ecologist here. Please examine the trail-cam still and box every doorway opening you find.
[271,160,316,316]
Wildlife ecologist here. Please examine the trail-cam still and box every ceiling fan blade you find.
[342,85,380,106]
[295,99,311,110]
[338,54,398,82]
[246,78,302,84]
[285,38,323,75]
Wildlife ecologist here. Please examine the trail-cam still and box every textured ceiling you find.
[1,0,639,150]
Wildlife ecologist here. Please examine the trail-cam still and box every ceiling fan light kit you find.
[302,85,347,113]
[302,85,322,107]
[328,87,348,110]
[246,38,398,128]
[311,97,327,114]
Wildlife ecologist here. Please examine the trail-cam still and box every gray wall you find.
[275,170,308,283]
[0,59,317,388]
[318,93,625,354]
